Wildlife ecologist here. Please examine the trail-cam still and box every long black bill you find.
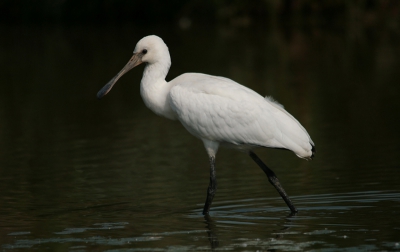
[97,53,143,99]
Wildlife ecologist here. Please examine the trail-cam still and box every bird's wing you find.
[168,73,313,158]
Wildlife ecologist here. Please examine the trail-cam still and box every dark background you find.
[1,0,399,30]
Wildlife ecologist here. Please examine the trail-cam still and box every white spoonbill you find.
[97,35,315,215]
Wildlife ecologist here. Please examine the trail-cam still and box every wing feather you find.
[168,73,313,158]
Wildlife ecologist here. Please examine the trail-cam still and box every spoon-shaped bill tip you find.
[97,79,115,99]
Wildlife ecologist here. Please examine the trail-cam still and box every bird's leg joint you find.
[267,174,279,185]
[248,151,298,214]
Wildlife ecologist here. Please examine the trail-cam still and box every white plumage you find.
[97,35,315,214]
[169,73,314,158]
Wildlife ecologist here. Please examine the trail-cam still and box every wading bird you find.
[97,35,315,215]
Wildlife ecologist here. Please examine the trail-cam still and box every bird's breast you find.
[140,79,177,120]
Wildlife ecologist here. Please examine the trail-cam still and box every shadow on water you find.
[1,22,400,251]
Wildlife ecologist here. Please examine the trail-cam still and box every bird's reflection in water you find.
[203,212,297,250]
[204,215,219,249]
[273,212,297,239]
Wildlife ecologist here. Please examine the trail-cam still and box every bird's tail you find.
[310,143,316,160]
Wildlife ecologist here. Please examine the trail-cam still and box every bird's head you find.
[134,35,170,65]
[97,35,170,99]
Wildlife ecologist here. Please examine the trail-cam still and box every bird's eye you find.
[142,49,148,54]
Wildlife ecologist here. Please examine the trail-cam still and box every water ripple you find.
[3,190,400,251]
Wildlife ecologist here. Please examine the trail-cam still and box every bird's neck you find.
[140,61,177,120]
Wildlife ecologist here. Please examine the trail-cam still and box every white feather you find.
[108,35,315,159]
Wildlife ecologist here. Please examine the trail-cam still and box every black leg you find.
[203,156,217,215]
[249,151,298,213]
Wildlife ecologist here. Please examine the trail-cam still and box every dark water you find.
[1,24,400,251]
